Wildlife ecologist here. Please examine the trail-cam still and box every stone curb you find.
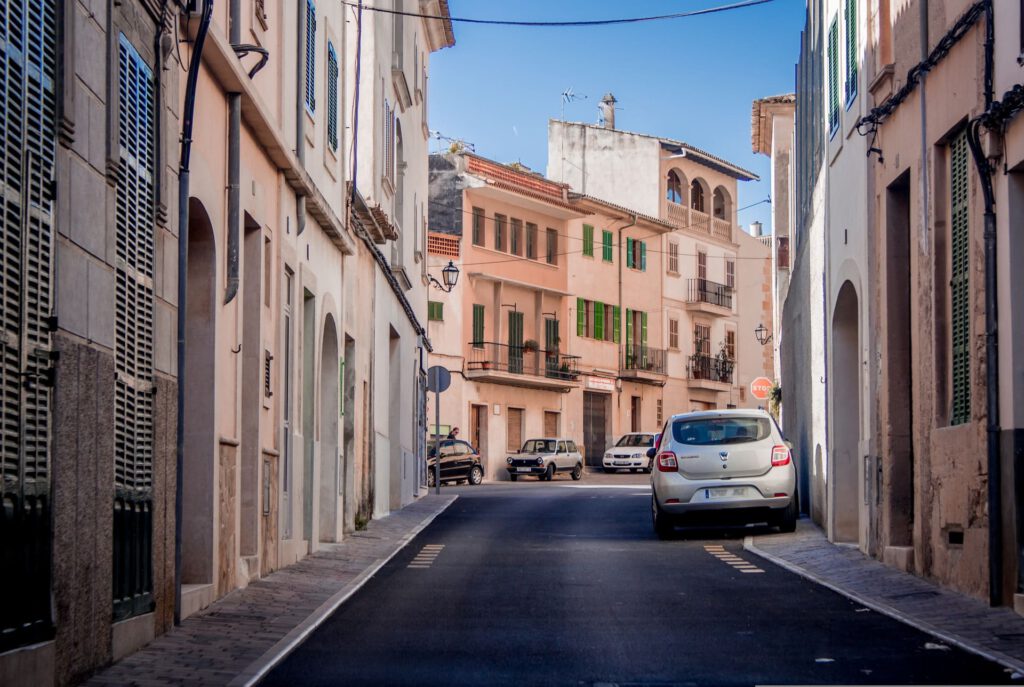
[743,534,1024,676]
[228,495,458,687]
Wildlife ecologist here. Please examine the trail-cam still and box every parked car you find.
[427,439,485,487]
[602,432,658,473]
[506,438,583,481]
[649,410,797,537]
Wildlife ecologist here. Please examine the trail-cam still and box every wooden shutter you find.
[327,43,338,150]
[507,408,523,451]
[950,130,970,425]
[594,301,604,341]
[603,230,613,262]
[576,297,585,336]
[544,411,559,437]
[828,17,839,132]
[508,310,523,373]
[626,237,634,268]
[641,312,648,346]
[845,0,857,103]
[472,304,484,347]
[113,35,157,621]
[0,0,58,651]
[640,241,647,271]
[305,0,317,112]
[583,224,593,256]
[625,308,633,345]
[613,305,621,343]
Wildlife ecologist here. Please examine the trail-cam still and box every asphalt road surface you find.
[263,472,1014,686]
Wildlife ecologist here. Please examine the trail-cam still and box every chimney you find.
[599,92,617,129]
[750,221,763,237]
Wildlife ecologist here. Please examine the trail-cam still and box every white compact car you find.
[602,432,658,473]
[650,409,797,538]
[506,438,584,481]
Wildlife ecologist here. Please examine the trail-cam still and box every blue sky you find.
[428,0,805,232]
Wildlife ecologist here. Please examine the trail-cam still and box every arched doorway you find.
[831,281,861,543]
[319,314,340,542]
[183,198,217,584]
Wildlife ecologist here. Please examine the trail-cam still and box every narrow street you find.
[262,475,1011,686]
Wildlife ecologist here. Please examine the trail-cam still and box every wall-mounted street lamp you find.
[754,322,773,346]
[428,260,460,292]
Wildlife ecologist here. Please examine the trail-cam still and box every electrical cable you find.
[337,0,775,27]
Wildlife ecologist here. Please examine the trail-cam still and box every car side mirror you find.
[784,439,794,450]
[646,447,656,459]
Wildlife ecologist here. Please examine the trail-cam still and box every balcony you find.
[686,278,733,314]
[665,202,733,242]
[466,342,580,391]
[687,353,735,391]
[619,344,668,384]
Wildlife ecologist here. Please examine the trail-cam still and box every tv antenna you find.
[560,87,587,120]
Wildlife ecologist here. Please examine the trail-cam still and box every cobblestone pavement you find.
[86,495,457,687]
[746,519,1024,675]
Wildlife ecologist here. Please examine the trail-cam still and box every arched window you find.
[690,179,706,213]
[712,187,730,219]
[666,170,683,204]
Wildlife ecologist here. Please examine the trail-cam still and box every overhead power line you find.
[339,0,776,27]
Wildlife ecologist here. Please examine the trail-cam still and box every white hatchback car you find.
[506,438,584,481]
[602,432,658,473]
[650,409,797,537]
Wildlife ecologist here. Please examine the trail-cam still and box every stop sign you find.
[750,376,774,401]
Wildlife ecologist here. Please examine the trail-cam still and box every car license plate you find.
[614,460,630,466]
[516,467,532,473]
[705,487,751,499]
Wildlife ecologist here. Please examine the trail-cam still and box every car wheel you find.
[571,463,583,481]
[427,470,436,488]
[468,466,484,485]
[652,494,675,540]
[776,495,798,533]
[509,473,518,482]
[544,463,555,481]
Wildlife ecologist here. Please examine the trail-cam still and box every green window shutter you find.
[641,311,648,346]
[603,230,613,262]
[577,298,585,336]
[640,241,647,271]
[625,308,633,345]
[845,0,857,104]
[472,304,484,347]
[428,301,443,321]
[613,306,621,343]
[594,301,604,341]
[626,237,634,268]
[951,130,970,425]
[828,17,839,133]
[583,224,594,256]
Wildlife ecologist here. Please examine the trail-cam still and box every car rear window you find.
[671,417,772,446]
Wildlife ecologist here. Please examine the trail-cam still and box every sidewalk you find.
[745,519,1024,675]
[86,494,457,687]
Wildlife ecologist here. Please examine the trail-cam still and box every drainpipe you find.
[966,0,1001,607]
[224,0,241,304]
[295,0,307,236]
[175,0,214,626]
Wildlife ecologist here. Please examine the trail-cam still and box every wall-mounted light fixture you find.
[754,323,773,346]
[428,260,460,293]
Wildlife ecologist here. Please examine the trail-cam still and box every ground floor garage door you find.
[583,391,610,466]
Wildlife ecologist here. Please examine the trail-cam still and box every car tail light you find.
[656,451,678,472]
[771,445,791,467]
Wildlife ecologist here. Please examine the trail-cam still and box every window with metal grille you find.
[950,130,970,425]
[264,350,274,397]
[0,0,58,652]
[828,16,840,134]
[327,42,338,151]
[113,35,157,621]
[582,224,594,257]
[428,301,443,321]
[471,207,484,246]
[844,0,857,105]
[305,0,316,113]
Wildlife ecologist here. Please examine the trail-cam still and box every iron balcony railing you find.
[467,341,580,381]
[621,343,667,375]
[688,353,735,384]
[687,278,733,309]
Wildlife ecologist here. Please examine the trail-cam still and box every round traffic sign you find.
[427,365,451,393]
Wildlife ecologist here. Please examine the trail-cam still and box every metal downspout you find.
[295,0,307,236]
[175,0,214,626]
[224,0,241,304]
[617,215,636,414]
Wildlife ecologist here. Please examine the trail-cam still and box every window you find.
[582,224,594,257]
[694,323,711,355]
[472,304,485,347]
[691,180,705,213]
[304,0,317,113]
[577,298,618,342]
[726,259,735,289]
[510,218,523,256]
[667,170,683,203]
[844,0,858,105]
[657,399,664,425]
[567,441,578,453]
[326,43,338,150]
[668,242,679,274]
[557,441,568,453]
[526,222,538,259]
[725,330,736,360]
[697,251,707,281]
[669,319,679,349]
[383,99,395,184]
[494,213,507,251]
[602,230,614,262]
[950,130,970,425]
[626,238,647,271]
[471,207,484,246]
[546,228,558,264]
[428,301,444,321]
[828,16,840,133]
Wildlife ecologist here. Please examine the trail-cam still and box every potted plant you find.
[481,360,494,370]
[523,339,539,353]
